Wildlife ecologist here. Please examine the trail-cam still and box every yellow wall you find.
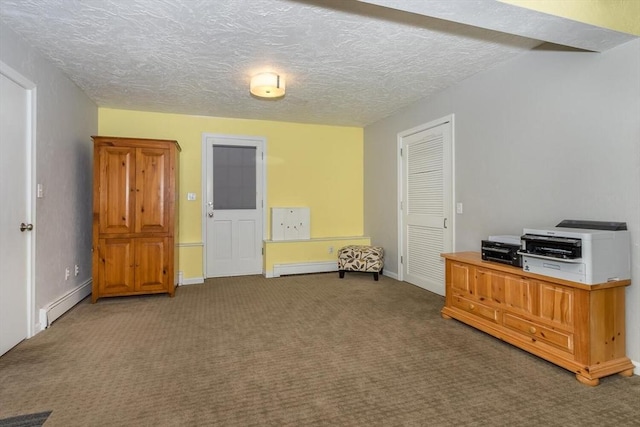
[499,0,640,36]
[98,108,364,279]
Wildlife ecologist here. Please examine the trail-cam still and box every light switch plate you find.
[187,192,196,201]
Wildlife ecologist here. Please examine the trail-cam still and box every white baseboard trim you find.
[382,270,398,280]
[39,279,92,329]
[180,277,205,286]
[270,261,338,278]
[632,359,639,376]
[37,311,46,334]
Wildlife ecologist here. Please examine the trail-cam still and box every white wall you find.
[0,22,98,328]
[364,40,640,368]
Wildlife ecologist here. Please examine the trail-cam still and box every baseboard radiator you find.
[39,279,92,330]
[180,276,205,286]
[270,261,338,278]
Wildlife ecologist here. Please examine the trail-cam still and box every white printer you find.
[519,220,630,284]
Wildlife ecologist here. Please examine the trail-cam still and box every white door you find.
[203,135,265,277]
[399,117,453,295]
[0,69,34,356]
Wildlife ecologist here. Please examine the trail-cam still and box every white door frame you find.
[0,60,37,337]
[201,133,267,278]
[396,114,455,284]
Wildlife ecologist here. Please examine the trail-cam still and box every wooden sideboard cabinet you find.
[441,252,634,386]
[92,136,180,302]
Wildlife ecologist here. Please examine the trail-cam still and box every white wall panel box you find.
[271,207,310,241]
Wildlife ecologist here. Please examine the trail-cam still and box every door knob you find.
[208,212,214,218]
[20,222,33,232]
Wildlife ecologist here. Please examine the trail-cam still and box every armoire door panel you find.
[135,237,169,292]
[99,238,135,295]
[136,148,169,234]
[99,147,135,234]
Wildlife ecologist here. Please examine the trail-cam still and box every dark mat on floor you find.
[0,411,51,427]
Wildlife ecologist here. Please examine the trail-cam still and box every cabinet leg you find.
[576,373,599,387]
[619,368,635,378]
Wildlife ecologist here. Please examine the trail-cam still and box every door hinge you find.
[261,247,264,255]
[400,147,403,156]
[400,201,403,210]
[401,256,403,264]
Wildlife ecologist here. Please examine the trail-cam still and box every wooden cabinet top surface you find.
[442,251,630,291]
[92,135,182,151]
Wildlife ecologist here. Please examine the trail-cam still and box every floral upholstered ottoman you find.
[337,245,384,281]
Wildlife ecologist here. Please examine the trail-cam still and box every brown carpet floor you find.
[1,273,638,426]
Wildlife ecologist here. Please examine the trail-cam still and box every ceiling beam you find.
[499,0,640,36]
[356,0,636,51]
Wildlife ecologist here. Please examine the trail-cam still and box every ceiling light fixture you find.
[250,72,285,99]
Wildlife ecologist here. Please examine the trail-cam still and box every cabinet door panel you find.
[135,238,169,292]
[136,148,170,233]
[450,262,472,294]
[504,275,535,316]
[539,282,574,328]
[475,268,505,304]
[98,238,135,295]
[98,147,135,234]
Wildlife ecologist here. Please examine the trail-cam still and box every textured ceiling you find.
[0,0,634,126]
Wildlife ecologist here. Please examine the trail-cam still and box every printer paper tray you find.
[516,251,583,264]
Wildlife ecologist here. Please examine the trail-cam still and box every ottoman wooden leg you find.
[373,272,379,281]
[339,270,345,279]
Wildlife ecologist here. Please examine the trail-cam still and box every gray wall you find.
[0,22,97,324]
[364,40,640,368]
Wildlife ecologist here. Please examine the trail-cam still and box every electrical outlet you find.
[328,246,334,254]
[74,265,79,276]
[65,268,70,280]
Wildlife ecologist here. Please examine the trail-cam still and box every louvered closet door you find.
[402,121,452,295]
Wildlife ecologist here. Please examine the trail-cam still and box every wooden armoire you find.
[91,136,180,303]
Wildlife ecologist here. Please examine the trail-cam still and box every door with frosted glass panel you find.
[205,137,263,277]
